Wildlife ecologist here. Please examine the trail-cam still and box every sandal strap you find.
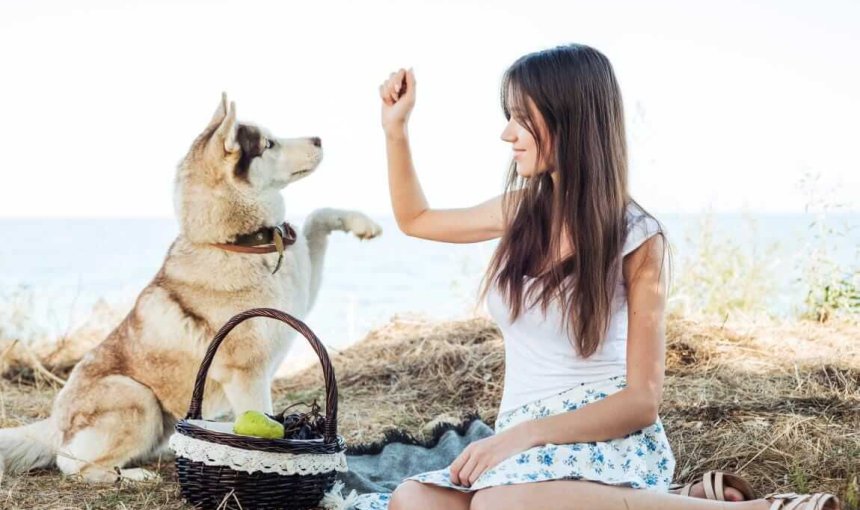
[764,492,840,510]
[702,470,757,501]
[681,482,693,497]
[808,493,825,510]
[670,470,759,502]
[809,492,828,510]
[667,481,694,497]
[765,493,798,510]
[810,492,839,510]
[785,495,812,510]
[703,471,720,501]
[714,471,725,501]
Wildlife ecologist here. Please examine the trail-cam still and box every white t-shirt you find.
[486,203,664,415]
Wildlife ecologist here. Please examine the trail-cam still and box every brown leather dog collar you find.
[211,222,297,274]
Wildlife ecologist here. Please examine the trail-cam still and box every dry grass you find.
[1,313,858,509]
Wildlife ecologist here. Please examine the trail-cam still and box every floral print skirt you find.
[348,375,675,510]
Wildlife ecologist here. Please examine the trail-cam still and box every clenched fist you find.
[379,68,417,138]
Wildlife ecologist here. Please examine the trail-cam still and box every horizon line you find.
[2,209,860,221]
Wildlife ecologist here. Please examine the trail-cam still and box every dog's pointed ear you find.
[208,92,229,128]
[217,100,239,154]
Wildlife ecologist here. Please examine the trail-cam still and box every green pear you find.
[233,410,285,439]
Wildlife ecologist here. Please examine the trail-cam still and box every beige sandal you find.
[669,470,757,501]
[763,492,842,510]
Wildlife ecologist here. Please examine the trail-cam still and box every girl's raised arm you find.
[380,68,508,243]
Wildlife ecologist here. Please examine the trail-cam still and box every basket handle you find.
[185,307,339,443]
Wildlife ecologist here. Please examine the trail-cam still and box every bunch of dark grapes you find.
[274,399,326,440]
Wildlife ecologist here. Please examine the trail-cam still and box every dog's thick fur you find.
[0,94,381,482]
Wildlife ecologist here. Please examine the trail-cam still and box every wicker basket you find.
[170,308,347,510]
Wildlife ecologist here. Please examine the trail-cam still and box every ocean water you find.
[0,216,497,370]
[0,213,857,371]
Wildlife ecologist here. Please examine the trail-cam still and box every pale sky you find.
[1,0,857,218]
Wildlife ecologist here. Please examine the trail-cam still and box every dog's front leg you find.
[303,208,382,310]
[221,374,274,417]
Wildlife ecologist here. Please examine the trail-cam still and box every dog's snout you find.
[310,137,322,148]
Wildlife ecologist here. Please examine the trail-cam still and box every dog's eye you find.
[264,139,274,150]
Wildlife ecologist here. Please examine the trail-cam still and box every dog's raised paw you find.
[343,213,382,241]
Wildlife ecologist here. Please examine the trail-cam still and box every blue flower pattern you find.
[348,376,675,510]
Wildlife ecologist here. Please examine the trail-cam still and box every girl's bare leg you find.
[388,480,473,510]
[470,480,770,510]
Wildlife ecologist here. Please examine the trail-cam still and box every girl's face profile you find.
[500,94,553,178]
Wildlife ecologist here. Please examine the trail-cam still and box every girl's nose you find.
[500,118,520,143]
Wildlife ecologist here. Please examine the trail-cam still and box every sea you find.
[0,213,857,373]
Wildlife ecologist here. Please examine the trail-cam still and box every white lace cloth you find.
[169,421,348,476]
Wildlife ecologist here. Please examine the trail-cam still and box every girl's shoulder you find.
[622,202,665,257]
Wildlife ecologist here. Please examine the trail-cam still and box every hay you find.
[280,314,859,506]
[1,314,858,508]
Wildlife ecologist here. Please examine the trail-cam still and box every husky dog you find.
[0,93,381,483]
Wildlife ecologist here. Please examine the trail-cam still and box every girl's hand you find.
[449,423,534,488]
[379,68,416,137]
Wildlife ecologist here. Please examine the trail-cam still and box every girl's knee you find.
[470,487,522,510]
[390,480,472,510]
[470,490,497,510]
[389,481,427,510]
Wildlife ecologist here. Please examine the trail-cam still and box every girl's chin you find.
[514,164,535,178]
[516,166,555,179]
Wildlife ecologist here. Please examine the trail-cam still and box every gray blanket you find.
[336,413,494,496]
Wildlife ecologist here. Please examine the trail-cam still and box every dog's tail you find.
[0,418,59,477]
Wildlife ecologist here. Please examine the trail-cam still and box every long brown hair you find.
[480,43,668,357]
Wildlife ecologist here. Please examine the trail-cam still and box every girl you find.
[361,44,840,510]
